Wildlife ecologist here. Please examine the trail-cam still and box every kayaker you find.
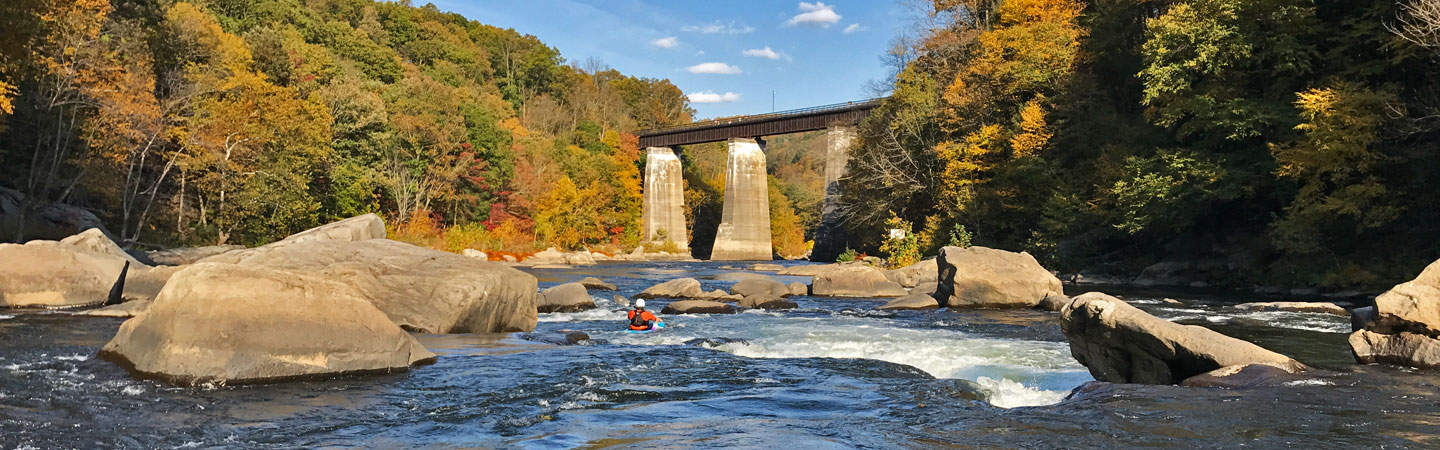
[628,299,659,331]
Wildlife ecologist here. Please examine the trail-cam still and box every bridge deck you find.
[637,99,880,148]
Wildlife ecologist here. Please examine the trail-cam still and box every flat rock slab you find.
[579,277,617,291]
[662,300,736,314]
[1180,363,1306,388]
[1234,301,1348,316]
[750,264,785,272]
[879,293,940,311]
[74,300,151,318]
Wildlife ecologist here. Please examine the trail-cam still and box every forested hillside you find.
[844,0,1440,288]
[0,0,693,253]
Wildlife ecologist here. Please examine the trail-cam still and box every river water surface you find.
[2,261,1438,447]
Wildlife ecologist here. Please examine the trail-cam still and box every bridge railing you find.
[636,98,884,137]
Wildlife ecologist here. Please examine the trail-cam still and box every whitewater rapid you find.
[543,295,1090,408]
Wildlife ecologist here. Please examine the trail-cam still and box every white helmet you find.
[635,299,646,308]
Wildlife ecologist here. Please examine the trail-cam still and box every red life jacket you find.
[628,309,656,330]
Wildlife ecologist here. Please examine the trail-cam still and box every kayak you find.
[625,322,666,334]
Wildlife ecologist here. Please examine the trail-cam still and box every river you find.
[2,261,1438,447]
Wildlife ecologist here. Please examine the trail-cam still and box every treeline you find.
[844,0,1440,287]
[0,0,692,252]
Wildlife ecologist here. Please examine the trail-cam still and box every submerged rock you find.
[683,337,751,347]
[522,330,592,345]
[1179,363,1306,388]
[878,293,939,311]
[74,299,151,318]
[201,233,539,334]
[100,263,435,386]
[661,300,736,314]
[809,263,907,298]
[1233,301,1348,316]
[750,263,785,272]
[738,295,797,310]
[1060,292,1306,384]
[538,283,595,313]
[935,246,1065,309]
[1349,259,1440,369]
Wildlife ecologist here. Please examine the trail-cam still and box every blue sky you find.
[426,1,906,119]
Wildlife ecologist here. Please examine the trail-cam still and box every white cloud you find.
[687,91,742,103]
[742,46,783,60]
[683,21,754,35]
[843,23,866,34]
[786,2,841,27]
[650,36,679,49]
[686,62,742,74]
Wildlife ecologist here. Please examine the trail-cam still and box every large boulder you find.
[1349,330,1440,368]
[274,213,386,247]
[1348,259,1440,368]
[0,230,183,307]
[60,228,143,265]
[1180,363,1305,388]
[934,246,1065,309]
[637,278,742,301]
[661,300,736,314]
[637,278,704,299]
[1234,301,1348,317]
[810,264,907,298]
[0,186,110,242]
[730,278,791,298]
[200,238,538,333]
[523,247,596,266]
[539,283,595,313]
[99,263,435,386]
[145,245,243,266]
[885,258,938,288]
[878,293,940,311]
[1060,292,1306,384]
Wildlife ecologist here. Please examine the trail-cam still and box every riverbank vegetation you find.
[0,0,696,255]
[843,0,1440,288]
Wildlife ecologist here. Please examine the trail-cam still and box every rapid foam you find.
[570,307,1089,408]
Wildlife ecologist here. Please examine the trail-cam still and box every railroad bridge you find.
[636,99,879,261]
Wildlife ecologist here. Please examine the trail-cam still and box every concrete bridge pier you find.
[710,138,773,260]
[643,146,688,251]
[811,126,855,262]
